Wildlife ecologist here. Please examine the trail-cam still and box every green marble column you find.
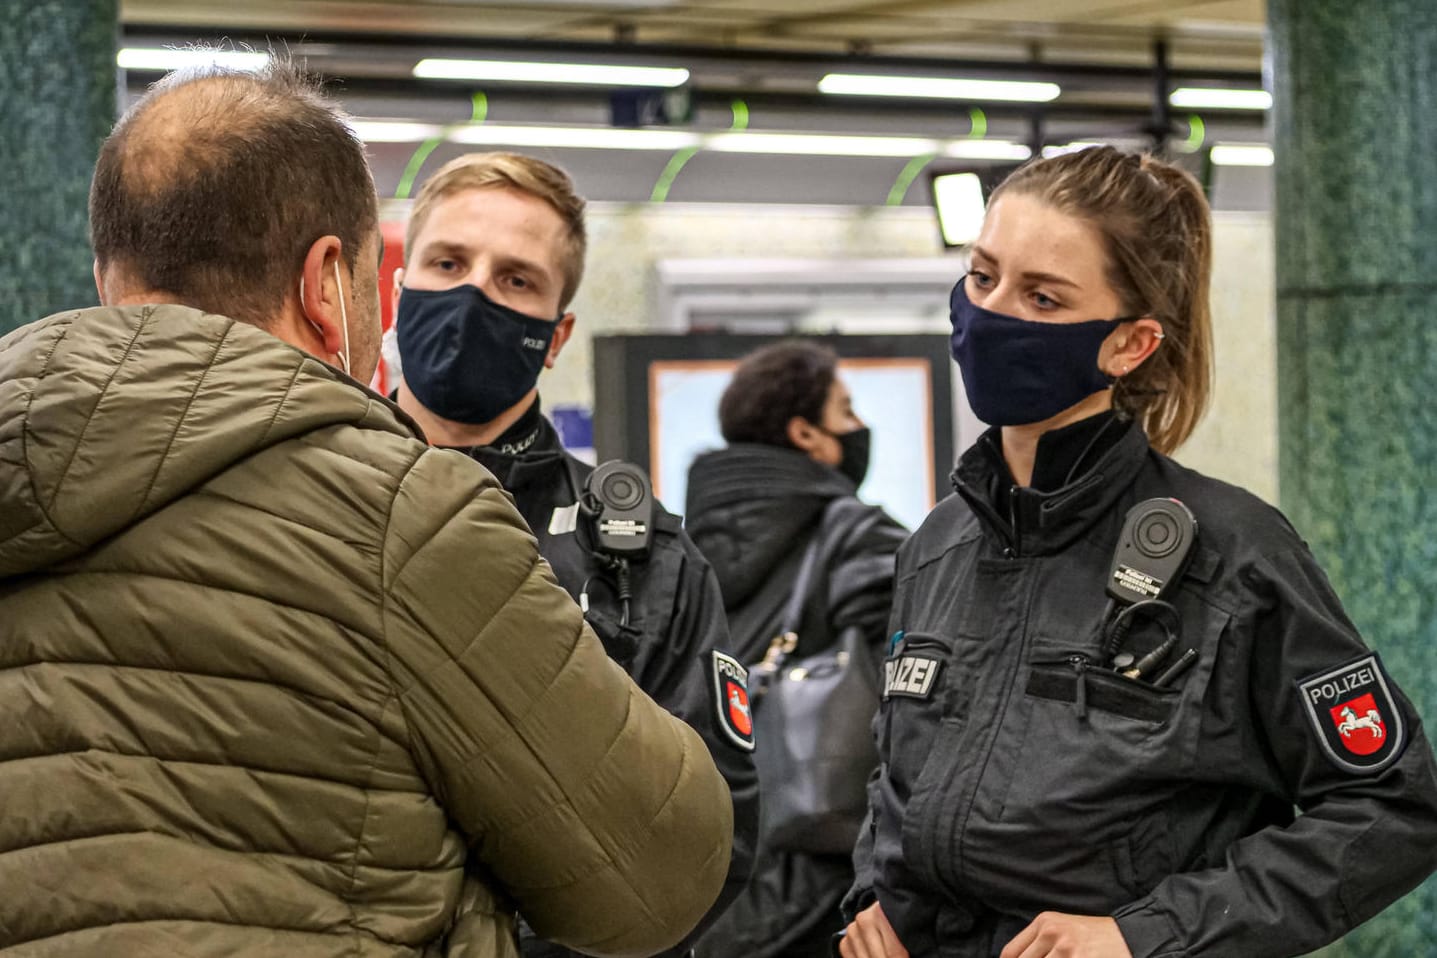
[0,0,118,335]
[1270,1,1437,955]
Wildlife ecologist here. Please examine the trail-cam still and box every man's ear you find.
[297,235,346,359]
[544,313,577,370]
[1105,317,1165,378]
[93,260,106,305]
[389,266,405,321]
[786,415,824,454]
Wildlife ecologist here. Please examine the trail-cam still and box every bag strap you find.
[758,497,851,671]
[779,524,827,636]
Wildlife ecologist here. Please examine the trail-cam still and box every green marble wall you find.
[0,0,118,335]
[1270,1,1437,954]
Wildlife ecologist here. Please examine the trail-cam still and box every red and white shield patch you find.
[726,681,752,737]
[711,651,755,752]
[1328,692,1386,757]
[1299,653,1405,774]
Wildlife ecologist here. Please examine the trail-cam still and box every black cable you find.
[1096,597,1118,658]
[1102,598,1182,667]
[614,558,632,628]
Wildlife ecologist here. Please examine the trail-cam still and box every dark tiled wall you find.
[1272,0,1437,954]
[0,0,117,335]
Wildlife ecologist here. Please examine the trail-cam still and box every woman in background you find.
[687,341,907,958]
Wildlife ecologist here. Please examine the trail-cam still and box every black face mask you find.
[831,426,871,488]
[396,284,558,425]
[949,273,1130,426]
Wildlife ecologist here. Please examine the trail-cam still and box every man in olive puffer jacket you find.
[0,60,731,957]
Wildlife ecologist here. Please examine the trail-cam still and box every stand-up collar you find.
[484,395,546,458]
[460,410,569,495]
[951,416,1151,556]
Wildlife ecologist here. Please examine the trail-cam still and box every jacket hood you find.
[685,443,854,607]
[0,305,419,577]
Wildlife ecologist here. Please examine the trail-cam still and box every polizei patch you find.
[711,651,755,752]
[1298,653,1405,774]
[884,654,943,700]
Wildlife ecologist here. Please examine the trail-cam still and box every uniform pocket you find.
[1026,657,1179,726]
[983,603,1232,911]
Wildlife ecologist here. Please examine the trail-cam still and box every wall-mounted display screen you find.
[593,334,954,530]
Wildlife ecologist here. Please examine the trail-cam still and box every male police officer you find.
[390,152,759,958]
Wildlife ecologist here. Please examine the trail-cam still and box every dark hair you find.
[89,56,377,328]
[990,146,1213,453]
[719,340,837,448]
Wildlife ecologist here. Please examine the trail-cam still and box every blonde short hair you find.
[406,152,587,308]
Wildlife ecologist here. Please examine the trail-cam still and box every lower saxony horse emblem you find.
[1298,653,1404,774]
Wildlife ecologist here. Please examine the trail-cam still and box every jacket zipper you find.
[1008,484,1022,558]
[1068,654,1089,719]
[931,561,1035,898]
[952,477,1021,558]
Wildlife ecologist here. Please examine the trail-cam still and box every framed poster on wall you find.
[592,334,954,531]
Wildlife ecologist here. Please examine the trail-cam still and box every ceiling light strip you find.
[705,131,944,157]
[1209,144,1274,166]
[414,58,690,88]
[1169,87,1272,110]
[820,73,1061,103]
[448,125,701,150]
[118,48,270,71]
[353,120,1033,160]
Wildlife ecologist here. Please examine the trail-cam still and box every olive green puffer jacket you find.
[0,305,732,957]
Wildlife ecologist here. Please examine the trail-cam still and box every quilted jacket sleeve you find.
[380,448,734,958]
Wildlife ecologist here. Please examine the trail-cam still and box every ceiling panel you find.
[122,0,590,35]
[122,0,1265,66]
[120,0,1270,211]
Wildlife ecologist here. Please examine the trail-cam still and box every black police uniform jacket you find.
[684,443,908,958]
[846,414,1437,958]
[460,402,760,958]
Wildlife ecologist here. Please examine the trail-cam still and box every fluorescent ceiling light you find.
[943,140,1033,161]
[820,73,1060,103]
[510,0,680,5]
[414,58,689,88]
[346,119,1031,161]
[932,172,987,247]
[449,124,701,150]
[348,121,445,143]
[1210,144,1274,166]
[1042,141,1103,158]
[117,48,270,72]
[1170,87,1272,110]
[707,132,944,157]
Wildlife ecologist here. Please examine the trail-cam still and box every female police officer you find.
[839,146,1437,958]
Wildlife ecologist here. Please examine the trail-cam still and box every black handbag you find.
[748,506,882,857]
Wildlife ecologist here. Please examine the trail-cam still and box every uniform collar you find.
[487,396,546,456]
[446,398,569,494]
[952,415,1150,556]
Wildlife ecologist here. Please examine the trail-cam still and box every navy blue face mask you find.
[949,274,1131,427]
[397,284,559,425]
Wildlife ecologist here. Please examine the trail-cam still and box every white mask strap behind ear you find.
[333,260,351,377]
[298,263,352,376]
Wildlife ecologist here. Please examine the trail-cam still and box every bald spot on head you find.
[88,60,378,328]
[119,75,287,197]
